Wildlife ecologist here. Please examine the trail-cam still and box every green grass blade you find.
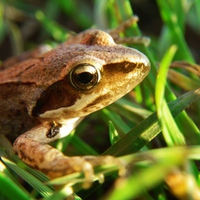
[157,0,194,62]
[103,88,200,156]
[0,161,33,200]
[106,147,190,200]
[155,45,185,145]
[108,121,120,145]
[2,157,53,198]
[35,11,69,42]
[101,108,131,135]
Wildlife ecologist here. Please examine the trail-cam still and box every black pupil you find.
[76,72,93,84]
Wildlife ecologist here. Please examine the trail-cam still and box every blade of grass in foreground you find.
[155,45,185,146]
[103,87,200,156]
[1,157,54,198]
[0,161,32,200]
[105,146,200,200]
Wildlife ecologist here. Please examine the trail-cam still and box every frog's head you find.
[33,30,150,119]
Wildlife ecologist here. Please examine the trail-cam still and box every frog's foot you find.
[82,155,127,177]
[108,16,150,46]
[13,136,126,187]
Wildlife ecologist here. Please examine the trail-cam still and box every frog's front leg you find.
[13,119,94,180]
[13,120,125,183]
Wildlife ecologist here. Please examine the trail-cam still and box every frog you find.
[0,24,150,182]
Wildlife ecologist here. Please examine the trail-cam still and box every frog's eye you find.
[69,63,101,90]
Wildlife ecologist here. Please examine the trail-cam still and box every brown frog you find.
[0,28,150,181]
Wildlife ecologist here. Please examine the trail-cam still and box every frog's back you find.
[0,46,72,141]
[0,81,40,142]
[0,47,62,141]
[0,58,46,141]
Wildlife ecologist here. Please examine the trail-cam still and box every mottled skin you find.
[0,29,150,180]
